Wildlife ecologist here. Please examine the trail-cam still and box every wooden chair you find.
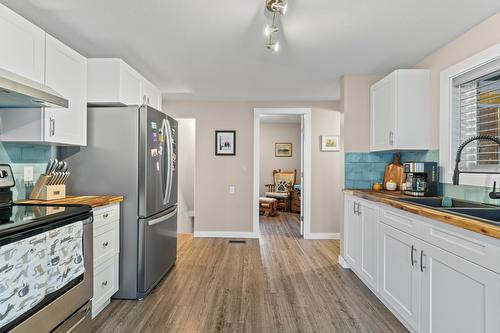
[265,169,296,212]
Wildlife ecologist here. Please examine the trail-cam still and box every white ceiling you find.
[3,0,500,101]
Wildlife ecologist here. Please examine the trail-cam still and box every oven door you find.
[9,217,93,333]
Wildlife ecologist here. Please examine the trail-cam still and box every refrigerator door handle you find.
[160,118,170,204]
[148,207,178,226]
[165,118,174,204]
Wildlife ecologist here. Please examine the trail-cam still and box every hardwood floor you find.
[92,213,407,333]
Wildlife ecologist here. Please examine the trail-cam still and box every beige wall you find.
[341,75,382,152]
[414,11,500,148]
[259,122,301,196]
[164,100,342,235]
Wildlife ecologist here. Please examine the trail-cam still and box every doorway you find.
[177,118,196,233]
[253,108,311,238]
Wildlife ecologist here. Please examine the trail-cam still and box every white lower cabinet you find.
[343,194,500,333]
[378,222,421,331]
[92,203,120,318]
[344,197,379,291]
[359,200,379,291]
[344,196,361,269]
[420,242,500,333]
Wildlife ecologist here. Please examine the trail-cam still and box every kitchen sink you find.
[396,197,500,226]
[442,208,500,226]
[396,197,496,209]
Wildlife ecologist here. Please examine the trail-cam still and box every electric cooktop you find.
[0,204,91,237]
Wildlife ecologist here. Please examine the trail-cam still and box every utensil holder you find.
[30,174,66,200]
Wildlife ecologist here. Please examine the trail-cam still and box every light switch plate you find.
[24,166,34,182]
[229,185,235,194]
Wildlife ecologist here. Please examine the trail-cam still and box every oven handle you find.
[52,301,91,333]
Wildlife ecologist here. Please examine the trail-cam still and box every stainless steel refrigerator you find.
[62,105,178,299]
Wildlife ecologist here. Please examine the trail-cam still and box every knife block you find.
[30,174,66,200]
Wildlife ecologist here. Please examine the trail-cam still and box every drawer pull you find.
[102,280,108,287]
[102,241,109,247]
[411,245,417,267]
[102,213,109,219]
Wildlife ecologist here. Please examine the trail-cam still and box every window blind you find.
[456,69,500,170]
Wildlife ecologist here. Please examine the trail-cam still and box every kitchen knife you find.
[48,159,58,175]
[56,161,64,172]
[45,159,53,175]
[61,172,70,185]
[48,172,57,185]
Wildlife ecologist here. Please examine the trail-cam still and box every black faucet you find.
[452,135,500,198]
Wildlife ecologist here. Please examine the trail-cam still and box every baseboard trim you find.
[306,232,340,240]
[338,255,350,269]
[193,231,259,239]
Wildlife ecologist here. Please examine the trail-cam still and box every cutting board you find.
[383,154,404,190]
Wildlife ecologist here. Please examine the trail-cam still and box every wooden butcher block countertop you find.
[17,195,124,208]
[344,189,500,240]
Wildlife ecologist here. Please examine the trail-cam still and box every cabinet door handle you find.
[411,245,417,266]
[49,117,55,136]
[357,203,361,216]
[353,202,357,215]
[389,131,394,145]
[102,213,109,219]
[102,280,108,287]
[420,250,426,272]
[102,241,109,247]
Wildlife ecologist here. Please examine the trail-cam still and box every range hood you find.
[0,67,68,108]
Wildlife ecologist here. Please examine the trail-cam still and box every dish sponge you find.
[441,197,453,208]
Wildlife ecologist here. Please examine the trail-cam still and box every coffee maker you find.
[402,162,438,197]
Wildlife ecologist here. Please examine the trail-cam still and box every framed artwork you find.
[275,143,292,157]
[321,135,340,151]
[215,130,236,155]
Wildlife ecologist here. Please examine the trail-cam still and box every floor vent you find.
[229,240,246,244]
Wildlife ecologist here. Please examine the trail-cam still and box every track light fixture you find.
[264,24,278,37]
[266,42,280,52]
[264,0,287,52]
[266,0,287,16]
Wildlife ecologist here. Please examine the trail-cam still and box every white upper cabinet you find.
[87,59,142,106]
[0,4,45,83]
[0,5,87,146]
[87,58,162,111]
[141,79,162,111]
[370,69,431,151]
[44,34,87,145]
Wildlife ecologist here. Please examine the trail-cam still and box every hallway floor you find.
[92,213,407,332]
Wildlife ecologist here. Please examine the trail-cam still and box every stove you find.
[0,164,94,332]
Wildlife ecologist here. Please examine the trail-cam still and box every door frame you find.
[253,108,312,238]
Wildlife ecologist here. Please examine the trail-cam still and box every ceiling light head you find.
[266,0,287,15]
[264,24,278,37]
[266,41,280,52]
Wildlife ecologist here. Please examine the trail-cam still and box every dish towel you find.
[0,221,84,329]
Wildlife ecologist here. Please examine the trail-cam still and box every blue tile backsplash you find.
[345,150,439,189]
[344,149,500,205]
[0,143,54,200]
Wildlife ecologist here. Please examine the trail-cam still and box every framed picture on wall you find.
[215,130,236,155]
[321,135,340,151]
[275,143,292,157]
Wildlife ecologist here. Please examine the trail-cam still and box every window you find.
[453,68,500,171]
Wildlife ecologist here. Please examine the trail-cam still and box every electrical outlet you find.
[229,185,236,194]
[24,166,34,182]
